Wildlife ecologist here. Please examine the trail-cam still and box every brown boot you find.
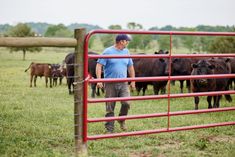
[118,121,127,131]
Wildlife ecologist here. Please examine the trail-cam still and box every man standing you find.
[96,34,135,133]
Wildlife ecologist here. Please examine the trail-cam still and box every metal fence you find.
[84,30,235,141]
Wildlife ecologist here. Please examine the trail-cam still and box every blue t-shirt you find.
[97,46,133,78]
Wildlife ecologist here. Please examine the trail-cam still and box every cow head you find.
[155,50,169,54]
[191,60,215,87]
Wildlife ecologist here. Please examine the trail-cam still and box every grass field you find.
[0,48,235,157]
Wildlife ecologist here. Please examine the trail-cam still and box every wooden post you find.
[0,37,76,47]
[74,28,87,156]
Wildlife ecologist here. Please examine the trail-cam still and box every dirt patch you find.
[207,135,235,143]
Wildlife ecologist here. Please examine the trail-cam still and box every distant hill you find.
[26,22,51,36]
[149,25,235,32]
[1,22,234,37]
[0,24,12,34]
[0,22,103,36]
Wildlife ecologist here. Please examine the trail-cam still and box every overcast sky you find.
[1,0,234,29]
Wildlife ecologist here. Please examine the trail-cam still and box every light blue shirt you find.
[97,46,133,78]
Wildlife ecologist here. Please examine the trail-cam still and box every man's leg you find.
[104,83,116,132]
[118,83,130,130]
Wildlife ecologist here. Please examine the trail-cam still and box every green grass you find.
[0,48,234,157]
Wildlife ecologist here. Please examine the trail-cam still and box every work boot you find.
[118,121,127,131]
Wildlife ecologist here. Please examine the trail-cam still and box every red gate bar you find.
[89,74,235,83]
[88,107,235,123]
[86,30,235,37]
[87,122,235,140]
[88,53,235,59]
[88,90,235,103]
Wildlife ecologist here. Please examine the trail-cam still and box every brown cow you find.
[25,62,53,88]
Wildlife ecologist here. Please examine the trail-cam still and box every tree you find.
[127,22,143,30]
[126,22,153,52]
[178,27,196,52]
[7,23,42,60]
[209,37,235,53]
[101,25,122,48]
[158,35,170,50]
[44,24,73,37]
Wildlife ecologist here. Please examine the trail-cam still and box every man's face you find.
[120,40,129,48]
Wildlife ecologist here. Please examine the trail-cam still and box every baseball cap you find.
[115,34,131,42]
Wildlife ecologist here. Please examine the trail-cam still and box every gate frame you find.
[83,30,235,142]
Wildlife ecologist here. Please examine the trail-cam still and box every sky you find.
[1,0,235,29]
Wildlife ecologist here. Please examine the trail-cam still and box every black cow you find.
[88,52,104,98]
[64,52,102,97]
[51,64,63,86]
[191,59,232,110]
[227,57,235,89]
[133,50,168,95]
[64,53,75,94]
[165,58,193,93]
[134,57,168,95]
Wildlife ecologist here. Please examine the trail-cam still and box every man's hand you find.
[97,82,104,89]
[130,81,135,92]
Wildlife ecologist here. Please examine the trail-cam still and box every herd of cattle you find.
[25,50,235,110]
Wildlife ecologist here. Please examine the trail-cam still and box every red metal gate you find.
[83,30,235,141]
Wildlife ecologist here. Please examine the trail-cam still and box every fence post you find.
[74,28,87,156]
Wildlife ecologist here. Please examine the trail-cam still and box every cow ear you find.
[173,58,178,63]
[155,51,159,54]
[225,58,230,63]
[192,63,198,68]
[209,64,215,69]
[165,51,169,54]
[159,58,165,62]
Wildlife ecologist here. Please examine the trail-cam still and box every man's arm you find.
[96,63,103,89]
[128,65,135,89]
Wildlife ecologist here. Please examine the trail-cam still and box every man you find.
[96,34,135,133]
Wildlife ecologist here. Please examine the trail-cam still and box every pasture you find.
[0,48,234,157]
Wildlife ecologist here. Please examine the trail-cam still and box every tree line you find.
[0,22,234,60]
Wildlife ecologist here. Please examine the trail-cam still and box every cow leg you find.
[30,75,33,87]
[135,82,141,95]
[233,79,235,90]
[97,87,100,96]
[179,80,184,93]
[217,95,222,108]
[207,96,212,109]
[49,77,52,88]
[186,80,191,93]
[160,87,166,94]
[45,77,48,88]
[153,85,159,95]
[34,76,37,87]
[59,77,63,85]
[194,96,199,110]
[72,82,74,94]
[96,84,101,96]
[53,78,55,86]
[214,95,221,108]
[142,84,147,96]
[91,83,96,98]
[213,96,218,108]
[67,78,72,94]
